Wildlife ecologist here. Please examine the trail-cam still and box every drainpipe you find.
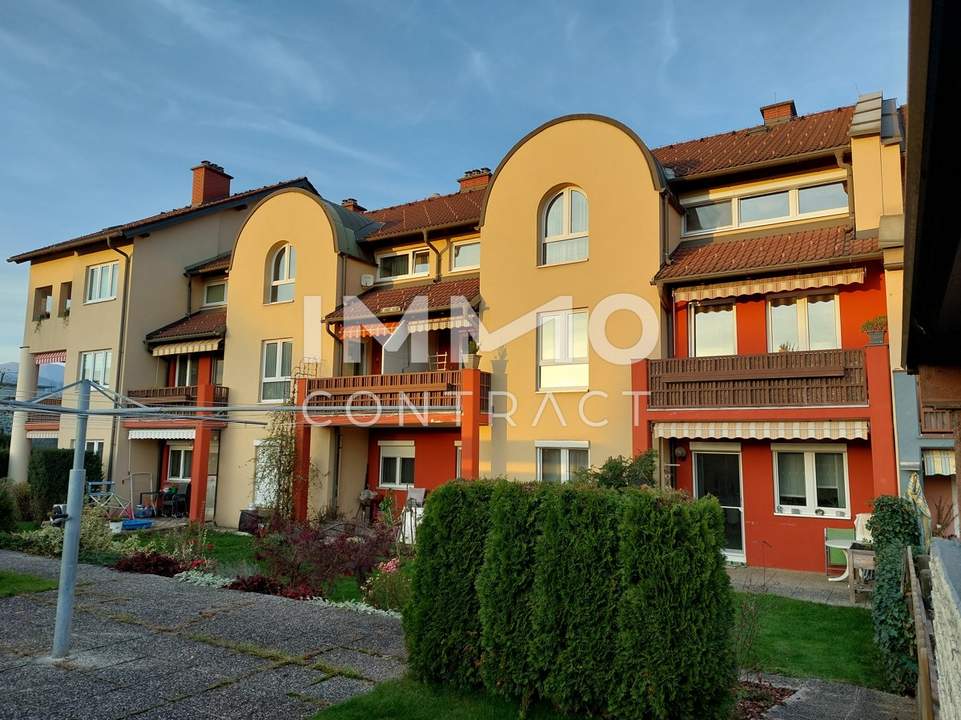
[106,234,132,486]
[185,273,192,316]
[423,230,441,281]
[834,148,855,217]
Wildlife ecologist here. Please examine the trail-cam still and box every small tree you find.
[574,450,657,488]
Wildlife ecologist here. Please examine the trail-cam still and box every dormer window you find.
[204,280,227,306]
[540,188,588,266]
[376,248,430,282]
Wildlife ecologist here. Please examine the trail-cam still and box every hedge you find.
[407,481,735,719]
[404,480,494,690]
[0,449,9,479]
[28,448,103,520]
[868,495,921,695]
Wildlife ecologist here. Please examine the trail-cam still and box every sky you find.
[0,0,908,362]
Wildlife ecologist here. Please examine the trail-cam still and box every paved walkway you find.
[0,551,404,719]
[0,551,913,720]
[728,564,860,606]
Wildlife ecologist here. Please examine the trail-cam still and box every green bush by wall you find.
[408,481,735,719]
[404,480,494,690]
[868,495,921,695]
[0,449,9,479]
[27,448,103,520]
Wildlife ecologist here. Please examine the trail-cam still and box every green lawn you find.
[737,592,883,689]
[0,569,57,597]
[328,575,363,602]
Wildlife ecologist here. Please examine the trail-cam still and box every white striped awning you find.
[652,420,869,441]
[26,430,59,439]
[339,315,474,340]
[34,350,66,365]
[673,267,866,302]
[923,449,956,476]
[152,339,221,357]
[128,428,196,440]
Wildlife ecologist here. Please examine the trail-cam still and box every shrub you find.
[611,490,735,720]
[363,557,413,612]
[868,495,921,694]
[0,480,15,534]
[405,480,494,690]
[477,481,542,701]
[79,505,114,554]
[113,551,185,577]
[0,449,9,479]
[27,448,103,520]
[16,525,64,556]
[226,573,283,595]
[11,482,33,522]
[574,451,657,488]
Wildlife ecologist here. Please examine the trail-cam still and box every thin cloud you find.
[0,27,56,68]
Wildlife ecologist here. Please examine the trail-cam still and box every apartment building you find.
[11,91,945,571]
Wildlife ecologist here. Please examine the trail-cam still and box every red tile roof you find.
[654,223,880,283]
[9,178,314,264]
[362,189,484,241]
[185,252,231,275]
[146,307,227,344]
[651,106,855,179]
[326,276,480,321]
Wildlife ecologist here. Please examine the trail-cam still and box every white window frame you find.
[689,302,738,357]
[173,355,199,387]
[375,247,431,283]
[78,349,112,387]
[766,292,841,352]
[690,442,745,562]
[772,443,851,519]
[454,440,462,479]
[681,172,849,238]
[450,240,481,272]
[84,261,119,304]
[268,244,296,304]
[168,443,193,481]
[260,339,293,403]
[378,440,415,489]
[203,280,228,306]
[540,187,589,266]
[535,440,590,483]
[70,439,104,458]
[536,308,589,391]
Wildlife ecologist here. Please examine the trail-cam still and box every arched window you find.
[268,243,296,303]
[541,188,588,265]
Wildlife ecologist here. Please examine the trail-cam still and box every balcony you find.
[26,398,61,428]
[920,404,958,435]
[647,349,867,409]
[304,370,491,419]
[127,385,229,407]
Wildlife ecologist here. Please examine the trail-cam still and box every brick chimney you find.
[341,198,367,212]
[457,167,492,193]
[760,100,797,126]
[191,161,233,206]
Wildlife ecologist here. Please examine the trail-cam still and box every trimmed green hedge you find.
[868,495,921,695]
[408,481,735,719]
[404,480,494,690]
[0,449,9,479]
[28,448,103,520]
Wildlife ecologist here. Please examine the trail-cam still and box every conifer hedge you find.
[407,480,735,719]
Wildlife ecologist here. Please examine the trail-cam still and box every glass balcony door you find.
[693,446,745,562]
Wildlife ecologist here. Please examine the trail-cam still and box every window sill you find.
[264,299,295,306]
[536,257,589,269]
[536,387,590,394]
[774,509,850,520]
[84,296,117,305]
[378,485,415,491]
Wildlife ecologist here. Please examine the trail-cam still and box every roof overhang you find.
[903,0,961,371]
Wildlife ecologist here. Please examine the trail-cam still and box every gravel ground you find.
[0,550,404,720]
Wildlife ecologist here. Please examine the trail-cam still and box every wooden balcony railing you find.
[648,349,867,409]
[304,370,490,414]
[26,397,61,425]
[127,385,229,407]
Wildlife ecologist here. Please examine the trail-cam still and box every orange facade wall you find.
[673,439,877,571]
[672,262,887,358]
[365,428,460,510]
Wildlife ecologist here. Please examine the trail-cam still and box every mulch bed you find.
[735,680,796,719]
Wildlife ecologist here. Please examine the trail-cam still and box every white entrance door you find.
[692,444,745,562]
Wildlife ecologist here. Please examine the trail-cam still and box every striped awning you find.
[128,428,196,440]
[339,315,474,340]
[923,449,956,476]
[652,420,870,441]
[674,267,866,302]
[26,430,59,439]
[34,350,66,365]
[152,339,221,357]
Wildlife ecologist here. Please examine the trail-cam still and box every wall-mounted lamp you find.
[673,446,688,461]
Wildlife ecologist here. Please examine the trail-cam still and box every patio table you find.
[824,538,855,582]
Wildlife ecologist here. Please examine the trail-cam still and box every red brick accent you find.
[865,344,898,497]
[191,161,233,206]
[457,168,492,193]
[189,368,214,522]
[293,378,310,521]
[760,100,798,125]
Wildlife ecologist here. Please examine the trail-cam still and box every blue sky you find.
[0,0,907,362]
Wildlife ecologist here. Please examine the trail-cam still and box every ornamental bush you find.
[868,495,921,695]
[406,481,735,719]
[404,480,494,690]
[27,448,102,520]
[0,480,16,534]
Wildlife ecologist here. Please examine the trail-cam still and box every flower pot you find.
[109,520,124,535]
[866,330,886,345]
[463,353,480,369]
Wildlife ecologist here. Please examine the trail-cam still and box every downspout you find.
[185,273,192,316]
[834,148,855,217]
[423,229,441,281]
[106,234,132,486]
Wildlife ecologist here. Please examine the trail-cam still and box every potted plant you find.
[109,513,125,534]
[861,315,888,344]
[463,338,481,369]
